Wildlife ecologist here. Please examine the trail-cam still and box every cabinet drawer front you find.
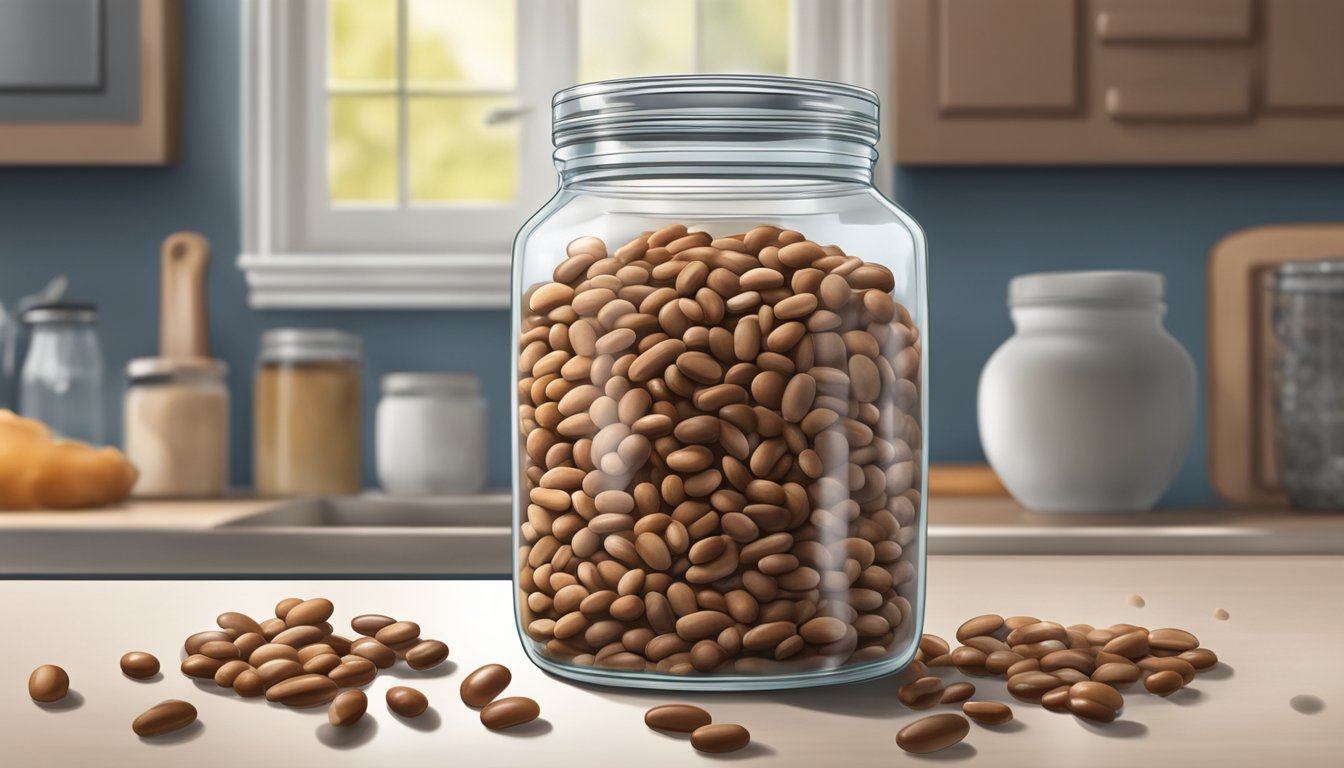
[1096,0,1252,43]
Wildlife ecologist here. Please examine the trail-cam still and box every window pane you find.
[699,0,790,74]
[328,0,397,89]
[407,0,517,89]
[329,96,398,203]
[408,97,518,203]
[579,0,695,82]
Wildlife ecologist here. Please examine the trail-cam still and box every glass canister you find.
[1273,260,1344,508]
[254,329,362,496]
[124,358,229,497]
[511,76,928,690]
[19,302,105,444]
[376,373,488,496]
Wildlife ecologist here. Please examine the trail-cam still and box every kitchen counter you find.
[2,556,1339,766]
[2,495,1343,575]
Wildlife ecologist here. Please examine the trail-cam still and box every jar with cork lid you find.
[254,329,362,496]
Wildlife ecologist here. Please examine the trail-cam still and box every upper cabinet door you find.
[895,0,1344,164]
[0,0,180,165]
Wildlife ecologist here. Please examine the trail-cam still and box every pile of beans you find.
[889,615,1220,754]
[176,598,449,723]
[518,224,923,676]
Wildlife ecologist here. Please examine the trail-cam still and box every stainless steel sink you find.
[221,493,511,528]
[1,493,514,576]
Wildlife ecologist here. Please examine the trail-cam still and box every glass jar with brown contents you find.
[254,329,362,496]
[512,76,927,690]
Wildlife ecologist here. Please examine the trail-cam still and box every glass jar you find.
[254,329,362,496]
[124,358,230,497]
[511,76,928,690]
[376,373,488,496]
[979,271,1196,512]
[1273,260,1344,508]
[19,302,105,444]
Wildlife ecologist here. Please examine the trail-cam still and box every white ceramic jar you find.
[376,373,487,496]
[978,271,1195,512]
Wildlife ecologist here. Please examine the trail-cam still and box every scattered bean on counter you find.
[119,652,159,680]
[329,690,367,727]
[27,664,69,703]
[132,700,197,738]
[460,664,513,708]
[480,696,542,730]
[386,686,429,718]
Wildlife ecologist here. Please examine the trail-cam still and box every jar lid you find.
[552,74,880,148]
[22,301,97,325]
[382,373,479,397]
[126,356,228,382]
[1009,271,1165,307]
[260,328,362,363]
[1275,259,1344,292]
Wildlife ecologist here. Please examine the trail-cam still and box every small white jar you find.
[376,373,487,496]
[978,271,1196,512]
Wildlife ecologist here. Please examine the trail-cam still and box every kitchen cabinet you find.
[895,0,1344,164]
[0,0,179,164]
[2,561,1339,765]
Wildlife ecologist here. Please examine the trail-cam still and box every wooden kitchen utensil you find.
[1207,223,1344,506]
[159,231,210,358]
[927,463,1009,497]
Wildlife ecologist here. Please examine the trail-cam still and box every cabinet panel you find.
[1264,0,1344,111]
[1095,0,1251,43]
[895,0,1344,164]
[939,0,1078,113]
[1103,48,1251,121]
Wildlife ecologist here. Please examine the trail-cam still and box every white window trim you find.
[239,0,893,310]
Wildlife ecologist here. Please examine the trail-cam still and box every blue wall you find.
[1,3,1341,503]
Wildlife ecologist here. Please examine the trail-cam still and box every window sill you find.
[237,253,511,310]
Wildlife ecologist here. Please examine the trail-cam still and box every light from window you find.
[327,0,519,206]
[325,0,790,208]
[579,0,790,82]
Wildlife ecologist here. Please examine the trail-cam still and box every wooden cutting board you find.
[1206,223,1344,506]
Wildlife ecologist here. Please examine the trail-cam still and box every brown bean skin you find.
[897,713,970,754]
[962,700,1013,725]
[217,611,265,637]
[460,663,513,708]
[406,639,450,670]
[28,665,69,702]
[267,674,339,708]
[1144,670,1185,697]
[132,700,197,737]
[645,704,713,733]
[284,598,335,628]
[329,690,368,727]
[351,614,396,637]
[375,621,421,647]
[691,723,751,753]
[480,696,541,730]
[387,686,430,718]
[120,652,160,679]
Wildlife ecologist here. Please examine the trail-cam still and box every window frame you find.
[239,0,892,309]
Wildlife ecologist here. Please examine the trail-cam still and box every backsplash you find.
[1,2,1342,503]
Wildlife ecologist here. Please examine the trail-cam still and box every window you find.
[241,0,892,309]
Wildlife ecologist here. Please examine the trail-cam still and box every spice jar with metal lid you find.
[123,358,229,498]
[254,329,362,496]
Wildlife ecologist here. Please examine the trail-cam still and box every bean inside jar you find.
[517,223,923,683]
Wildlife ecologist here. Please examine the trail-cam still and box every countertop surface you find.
[2,555,1340,766]
[2,496,1343,576]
